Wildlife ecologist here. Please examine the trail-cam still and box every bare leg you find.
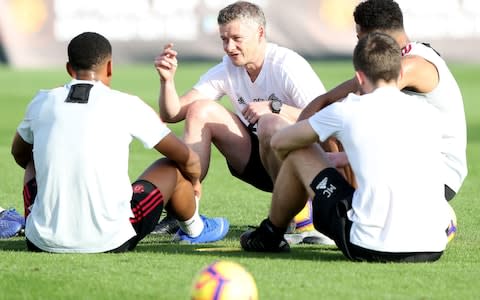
[183,100,252,181]
[269,144,331,229]
[256,114,292,182]
[137,158,195,221]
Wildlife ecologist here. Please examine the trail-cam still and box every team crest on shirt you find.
[132,184,145,194]
[237,97,246,105]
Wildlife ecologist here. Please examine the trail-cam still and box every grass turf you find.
[0,61,479,299]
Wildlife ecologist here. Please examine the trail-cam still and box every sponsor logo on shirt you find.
[236,93,281,104]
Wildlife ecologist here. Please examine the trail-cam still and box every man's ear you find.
[355,70,365,86]
[66,62,75,77]
[106,59,112,78]
[258,25,265,40]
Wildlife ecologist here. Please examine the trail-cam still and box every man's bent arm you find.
[298,77,358,121]
[270,120,319,160]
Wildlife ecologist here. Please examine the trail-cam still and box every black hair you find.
[67,32,112,71]
[353,0,404,33]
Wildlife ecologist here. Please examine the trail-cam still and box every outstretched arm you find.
[298,77,358,121]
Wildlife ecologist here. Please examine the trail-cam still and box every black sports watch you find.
[270,97,282,114]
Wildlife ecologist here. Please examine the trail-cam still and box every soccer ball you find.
[191,260,258,300]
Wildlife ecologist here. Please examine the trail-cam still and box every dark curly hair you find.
[67,32,112,71]
[353,0,404,33]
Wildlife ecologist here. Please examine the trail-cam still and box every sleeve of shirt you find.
[307,102,344,142]
[17,116,33,144]
[128,97,171,149]
[16,92,44,144]
[192,61,228,101]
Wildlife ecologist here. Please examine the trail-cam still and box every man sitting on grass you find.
[240,32,452,263]
[11,32,229,253]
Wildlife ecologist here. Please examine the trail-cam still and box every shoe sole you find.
[284,231,336,246]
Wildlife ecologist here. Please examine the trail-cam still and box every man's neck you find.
[390,30,410,50]
[244,42,267,82]
[74,70,98,81]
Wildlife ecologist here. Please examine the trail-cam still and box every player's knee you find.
[185,100,222,124]
[257,114,287,146]
[310,168,354,234]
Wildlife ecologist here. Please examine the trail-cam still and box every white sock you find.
[178,212,204,238]
[194,196,200,215]
[0,207,5,213]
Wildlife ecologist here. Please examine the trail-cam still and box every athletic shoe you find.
[240,219,290,252]
[0,208,25,228]
[151,213,179,235]
[0,219,22,239]
[173,215,229,244]
[284,230,336,246]
[285,219,335,245]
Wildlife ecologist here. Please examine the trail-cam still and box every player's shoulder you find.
[30,84,67,103]
[402,42,443,61]
[265,43,313,79]
[267,43,306,64]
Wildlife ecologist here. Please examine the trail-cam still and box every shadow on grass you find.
[136,224,346,262]
[0,237,26,251]
[0,225,346,262]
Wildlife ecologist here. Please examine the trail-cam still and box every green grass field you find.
[0,61,479,300]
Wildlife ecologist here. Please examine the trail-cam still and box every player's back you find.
[25,80,141,253]
[334,87,449,253]
[402,42,467,193]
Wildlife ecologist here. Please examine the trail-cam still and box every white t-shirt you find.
[18,79,171,253]
[402,42,467,193]
[309,86,450,253]
[193,43,326,128]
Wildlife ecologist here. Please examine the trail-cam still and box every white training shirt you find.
[402,42,467,193]
[18,79,171,253]
[309,86,451,252]
[193,43,326,128]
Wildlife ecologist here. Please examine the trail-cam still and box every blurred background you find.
[0,0,479,68]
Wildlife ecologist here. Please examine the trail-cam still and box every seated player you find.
[240,33,452,263]
[11,32,229,253]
